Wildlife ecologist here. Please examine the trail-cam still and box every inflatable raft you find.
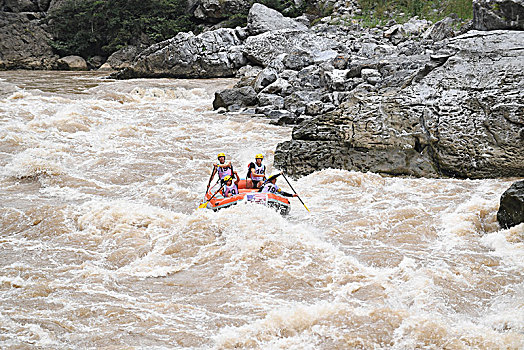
[200,179,291,215]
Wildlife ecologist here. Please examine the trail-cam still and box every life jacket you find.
[261,182,279,194]
[247,162,265,181]
[222,183,238,197]
[217,163,232,180]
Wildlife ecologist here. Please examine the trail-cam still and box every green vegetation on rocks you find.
[355,0,473,26]
[47,0,323,60]
[47,0,195,59]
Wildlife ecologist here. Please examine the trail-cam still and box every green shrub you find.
[47,0,195,59]
[221,13,249,28]
[356,0,473,27]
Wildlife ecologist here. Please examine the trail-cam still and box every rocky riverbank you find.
[220,1,522,180]
[113,1,523,179]
[201,1,522,179]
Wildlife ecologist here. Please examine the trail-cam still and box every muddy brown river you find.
[1,71,523,349]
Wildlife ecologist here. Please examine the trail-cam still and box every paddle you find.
[281,173,310,213]
[198,183,225,209]
[207,164,218,192]
[209,178,220,191]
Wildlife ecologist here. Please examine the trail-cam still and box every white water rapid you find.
[1,71,523,349]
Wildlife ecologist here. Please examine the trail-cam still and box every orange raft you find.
[201,179,291,215]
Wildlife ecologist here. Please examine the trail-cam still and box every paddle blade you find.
[198,201,208,209]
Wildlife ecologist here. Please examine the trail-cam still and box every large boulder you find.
[275,30,524,179]
[423,16,459,42]
[213,86,257,110]
[0,12,58,69]
[246,3,308,36]
[57,55,88,70]
[113,28,247,79]
[99,45,144,70]
[243,29,340,67]
[497,180,524,229]
[473,0,524,30]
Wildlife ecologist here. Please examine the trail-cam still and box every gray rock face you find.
[497,180,524,229]
[473,0,524,30]
[275,30,524,179]
[114,28,247,78]
[247,3,308,36]
[413,30,524,178]
[243,29,339,66]
[2,0,43,12]
[0,11,58,69]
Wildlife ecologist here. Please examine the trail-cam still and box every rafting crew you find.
[201,152,309,212]
[221,175,239,197]
[246,153,266,189]
[259,173,298,198]
[207,152,239,192]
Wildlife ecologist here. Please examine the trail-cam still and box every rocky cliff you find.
[0,8,58,69]
[0,0,82,69]
[275,30,524,179]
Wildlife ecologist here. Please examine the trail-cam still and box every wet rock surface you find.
[99,45,147,71]
[497,180,524,229]
[170,2,522,179]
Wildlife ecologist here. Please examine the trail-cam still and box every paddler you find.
[222,175,239,197]
[259,173,297,198]
[207,153,239,192]
[246,153,266,189]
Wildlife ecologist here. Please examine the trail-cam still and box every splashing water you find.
[1,71,523,349]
